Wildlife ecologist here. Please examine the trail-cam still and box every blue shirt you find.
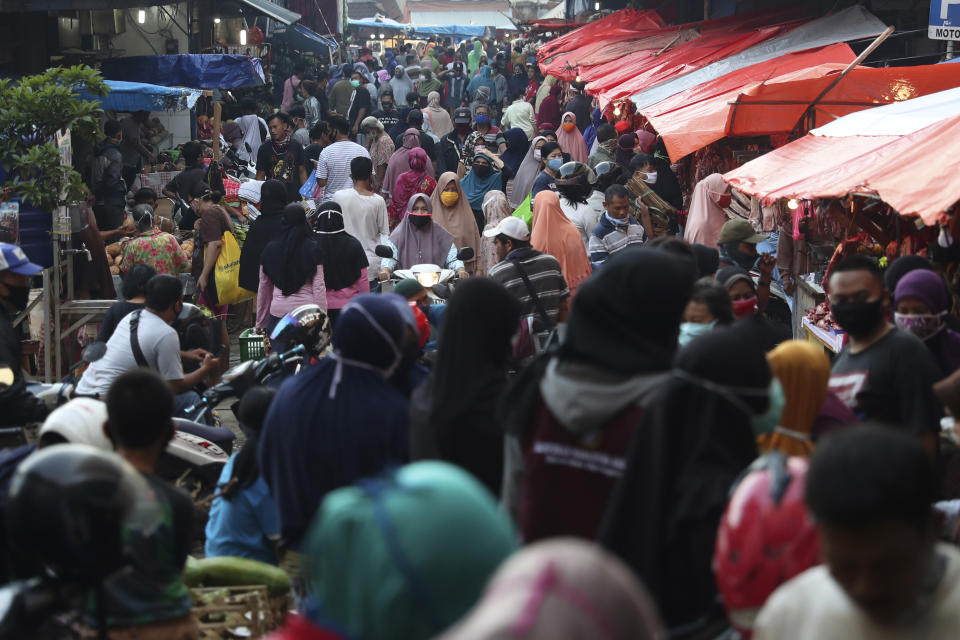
[204,455,280,565]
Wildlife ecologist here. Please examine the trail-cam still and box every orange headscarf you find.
[531,190,592,294]
[757,341,831,457]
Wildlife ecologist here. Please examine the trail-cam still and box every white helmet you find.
[38,398,112,450]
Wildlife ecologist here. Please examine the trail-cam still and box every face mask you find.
[473,164,491,178]
[731,296,757,319]
[831,299,886,338]
[381,102,394,111]
[440,191,459,207]
[350,79,361,88]
[3,284,29,312]
[717,193,732,208]
[547,157,563,171]
[678,320,717,347]
[533,149,542,161]
[562,122,575,132]
[642,171,658,185]
[894,311,945,341]
[409,214,431,227]
[752,378,786,437]
[728,246,758,271]
[475,114,491,126]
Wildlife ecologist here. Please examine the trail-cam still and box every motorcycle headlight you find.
[416,271,440,287]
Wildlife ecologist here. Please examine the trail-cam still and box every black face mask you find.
[831,299,886,338]
[3,284,29,312]
[381,102,394,111]
[409,215,431,228]
[726,245,757,271]
[473,165,491,178]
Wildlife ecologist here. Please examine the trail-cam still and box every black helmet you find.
[270,304,332,356]
[6,445,160,583]
[172,302,208,331]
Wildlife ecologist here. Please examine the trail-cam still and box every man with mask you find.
[347,69,371,139]
[462,103,505,170]
[0,244,49,426]
[827,256,942,455]
[371,88,401,133]
[717,218,776,300]
[438,61,469,113]
[438,107,473,176]
[588,184,646,268]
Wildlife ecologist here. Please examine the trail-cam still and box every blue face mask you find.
[547,157,563,171]
[677,320,717,347]
[475,113,491,126]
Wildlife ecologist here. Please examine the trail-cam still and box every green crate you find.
[238,328,266,362]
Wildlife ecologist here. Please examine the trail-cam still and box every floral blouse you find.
[119,228,190,276]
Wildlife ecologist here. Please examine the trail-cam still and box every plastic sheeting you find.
[409,24,494,36]
[348,17,409,29]
[273,23,339,52]
[810,84,960,137]
[100,55,265,90]
[628,6,887,110]
[537,9,665,63]
[723,88,960,225]
[78,80,203,113]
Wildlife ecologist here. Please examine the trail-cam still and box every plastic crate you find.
[238,328,265,362]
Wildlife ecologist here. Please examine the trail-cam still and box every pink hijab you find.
[635,130,656,154]
[555,112,588,163]
[390,148,437,225]
[683,173,730,249]
[383,128,435,200]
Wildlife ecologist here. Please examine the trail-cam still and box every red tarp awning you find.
[536,9,666,63]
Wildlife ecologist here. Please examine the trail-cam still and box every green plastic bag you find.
[512,192,533,226]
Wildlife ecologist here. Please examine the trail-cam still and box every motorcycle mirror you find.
[456,247,475,261]
[374,244,395,259]
[433,283,451,299]
[82,342,108,363]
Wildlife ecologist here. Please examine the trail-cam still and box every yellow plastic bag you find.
[212,230,254,305]
[512,192,533,226]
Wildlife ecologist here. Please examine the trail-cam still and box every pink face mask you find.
[717,193,733,209]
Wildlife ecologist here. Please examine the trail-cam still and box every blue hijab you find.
[467,66,497,103]
[583,108,603,150]
[460,153,503,212]
[500,128,529,175]
[385,51,397,74]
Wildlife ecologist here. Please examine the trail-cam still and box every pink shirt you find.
[325,269,370,310]
[257,266,327,328]
[281,74,301,114]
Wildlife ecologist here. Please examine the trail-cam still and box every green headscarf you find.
[304,461,517,640]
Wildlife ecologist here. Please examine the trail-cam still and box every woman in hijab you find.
[468,66,497,106]
[386,193,467,276]
[390,147,437,228]
[460,152,504,234]
[531,190,592,295]
[583,108,603,153]
[511,135,547,207]
[649,138,684,212]
[615,133,637,170]
[757,340,830,457]
[635,130,656,155]
[683,173,731,248]
[238,179,287,292]
[383,128,435,210]
[535,75,556,114]
[410,278,521,495]
[556,112,588,163]
[276,461,515,640]
[362,116,395,194]
[468,41,484,73]
[894,268,960,376]
[500,128,529,191]
[257,204,326,350]
[312,201,370,325]
[389,65,414,107]
[599,326,767,636]
[479,190,513,274]
[423,91,453,138]
[439,539,664,640]
[431,172,483,274]
[417,68,444,107]
[536,83,562,132]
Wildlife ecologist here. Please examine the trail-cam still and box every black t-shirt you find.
[97,301,145,342]
[256,139,305,202]
[372,108,401,133]
[829,327,943,434]
[348,87,371,127]
[164,166,206,202]
[303,143,324,171]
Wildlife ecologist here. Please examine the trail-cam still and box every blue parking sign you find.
[930,0,960,40]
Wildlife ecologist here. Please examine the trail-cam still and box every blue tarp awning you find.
[348,18,410,30]
[941,57,960,64]
[78,80,203,112]
[272,23,339,52]
[99,55,265,90]
[409,24,502,36]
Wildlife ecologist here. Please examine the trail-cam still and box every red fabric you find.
[520,397,645,542]
[262,615,344,640]
[536,9,666,63]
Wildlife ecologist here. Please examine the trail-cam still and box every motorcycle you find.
[374,245,475,303]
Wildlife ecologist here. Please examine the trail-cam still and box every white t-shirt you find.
[316,140,371,203]
[559,192,604,250]
[332,188,389,273]
[76,308,183,397]
[754,543,960,640]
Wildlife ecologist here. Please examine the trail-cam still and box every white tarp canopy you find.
[810,85,960,137]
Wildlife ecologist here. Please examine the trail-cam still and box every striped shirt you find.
[316,140,370,203]
[488,247,570,323]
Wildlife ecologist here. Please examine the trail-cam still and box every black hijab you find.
[260,204,322,297]
[691,243,719,278]
[598,325,766,632]
[410,278,521,495]
[313,201,369,291]
[650,138,684,211]
[238,180,289,291]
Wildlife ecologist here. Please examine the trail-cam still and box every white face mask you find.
[533,149,542,161]
[642,171,658,185]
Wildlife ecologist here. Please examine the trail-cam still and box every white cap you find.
[38,398,111,450]
[483,216,530,241]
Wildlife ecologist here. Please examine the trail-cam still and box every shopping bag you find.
[512,192,532,226]
[300,170,317,200]
[212,230,255,305]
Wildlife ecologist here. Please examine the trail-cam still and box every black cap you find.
[454,108,472,124]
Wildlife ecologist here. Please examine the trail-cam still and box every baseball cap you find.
[0,243,43,275]
[454,108,472,124]
[483,216,530,241]
[717,219,768,245]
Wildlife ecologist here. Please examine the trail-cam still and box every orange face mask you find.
[562,122,575,132]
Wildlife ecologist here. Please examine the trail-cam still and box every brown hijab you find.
[430,172,483,274]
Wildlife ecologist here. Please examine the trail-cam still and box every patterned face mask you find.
[894,311,946,341]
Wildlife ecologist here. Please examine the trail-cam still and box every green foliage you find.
[0,65,110,212]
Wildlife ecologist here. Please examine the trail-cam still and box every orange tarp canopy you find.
[647,58,960,162]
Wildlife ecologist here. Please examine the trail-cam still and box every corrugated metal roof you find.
[409,8,515,28]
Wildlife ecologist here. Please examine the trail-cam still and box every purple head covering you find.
[615,133,637,169]
[894,269,950,312]
[388,193,454,270]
